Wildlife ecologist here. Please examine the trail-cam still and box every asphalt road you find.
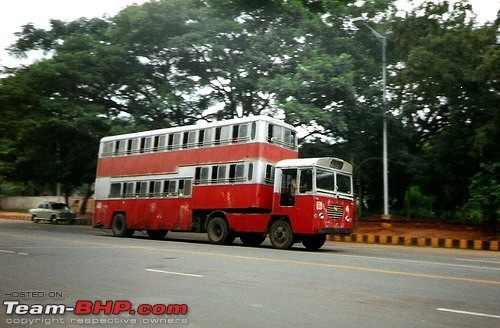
[1,218,499,327]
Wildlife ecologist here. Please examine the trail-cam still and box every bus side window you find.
[173,133,182,149]
[265,165,275,184]
[194,167,201,184]
[299,169,313,193]
[126,182,135,198]
[158,135,166,151]
[217,165,227,183]
[153,181,162,197]
[183,179,192,196]
[200,167,210,184]
[109,183,122,198]
[204,128,214,146]
[187,131,197,148]
[221,126,231,144]
[168,180,177,196]
[280,169,297,206]
[162,180,169,196]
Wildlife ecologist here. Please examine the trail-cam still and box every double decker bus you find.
[93,116,353,250]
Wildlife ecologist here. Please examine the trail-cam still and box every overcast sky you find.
[0,0,498,67]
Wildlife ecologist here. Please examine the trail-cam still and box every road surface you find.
[0,218,499,327]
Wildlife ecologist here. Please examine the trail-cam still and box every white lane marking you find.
[145,269,203,278]
[0,249,28,255]
[337,254,500,271]
[454,258,500,265]
[438,308,500,319]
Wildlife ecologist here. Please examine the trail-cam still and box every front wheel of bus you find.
[301,234,326,251]
[207,217,234,245]
[111,214,134,237]
[269,220,294,250]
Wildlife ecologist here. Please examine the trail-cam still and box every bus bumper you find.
[318,228,353,235]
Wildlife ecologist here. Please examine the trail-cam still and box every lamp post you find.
[353,18,389,219]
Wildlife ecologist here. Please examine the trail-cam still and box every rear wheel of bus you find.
[111,214,134,237]
[207,216,235,245]
[269,220,294,249]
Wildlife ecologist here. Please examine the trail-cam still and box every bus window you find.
[248,163,253,181]
[188,131,197,148]
[126,182,135,197]
[211,166,218,183]
[299,169,313,193]
[235,164,245,182]
[109,183,122,198]
[280,169,297,206]
[250,122,256,140]
[131,138,140,154]
[173,133,182,149]
[201,167,210,184]
[126,140,132,155]
[158,135,166,151]
[316,169,335,193]
[139,182,148,196]
[204,128,214,146]
[162,180,170,196]
[118,140,127,155]
[239,124,249,142]
[183,179,192,196]
[265,165,275,184]
[168,180,177,195]
[153,181,162,197]
[336,173,352,194]
[103,141,114,157]
[218,165,227,183]
[221,126,231,144]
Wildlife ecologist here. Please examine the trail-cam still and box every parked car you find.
[29,202,77,224]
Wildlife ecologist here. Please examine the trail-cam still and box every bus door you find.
[280,169,297,206]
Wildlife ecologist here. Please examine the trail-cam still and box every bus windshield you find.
[315,168,352,195]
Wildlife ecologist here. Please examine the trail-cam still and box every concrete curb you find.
[328,234,499,251]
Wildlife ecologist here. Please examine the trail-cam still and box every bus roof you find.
[276,157,352,173]
[100,115,295,142]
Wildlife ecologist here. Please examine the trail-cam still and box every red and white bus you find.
[93,116,353,250]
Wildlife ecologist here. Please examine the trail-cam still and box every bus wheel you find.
[111,214,134,237]
[302,235,326,251]
[147,230,167,240]
[207,217,234,245]
[269,220,294,249]
[240,233,266,247]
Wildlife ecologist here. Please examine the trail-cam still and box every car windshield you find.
[51,203,68,210]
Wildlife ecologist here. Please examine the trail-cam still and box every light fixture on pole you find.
[352,17,389,219]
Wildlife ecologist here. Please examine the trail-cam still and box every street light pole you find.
[353,18,389,218]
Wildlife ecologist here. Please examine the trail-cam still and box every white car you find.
[29,202,77,224]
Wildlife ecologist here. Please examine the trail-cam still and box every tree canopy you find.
[0,0,498,230]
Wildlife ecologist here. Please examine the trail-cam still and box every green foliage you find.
[404,186,435,220]
[0,0,498,227]
[462,163,499,230]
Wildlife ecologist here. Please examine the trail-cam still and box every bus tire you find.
[301,234,326,251]
[269,220,294,249]
[240,233,266,247]
[207,216,234,245]
[147,230,168,240]
[111,214,134,237]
